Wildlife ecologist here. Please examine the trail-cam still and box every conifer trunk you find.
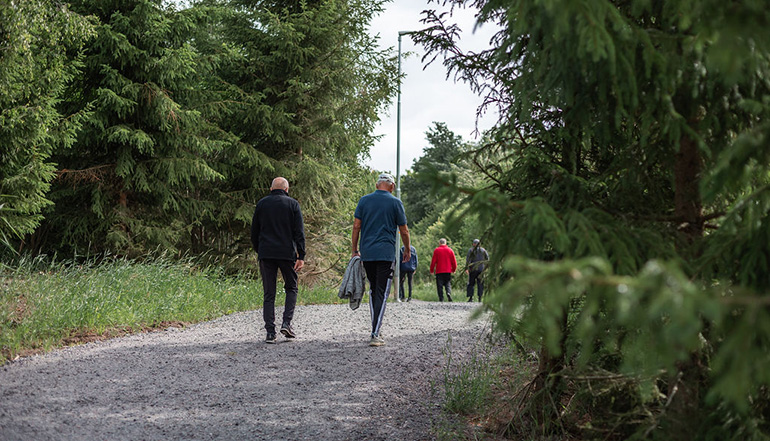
[532,312,568,429]
[674,133,703,241]
[669,131,706,439]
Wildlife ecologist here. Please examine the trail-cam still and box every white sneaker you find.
[369,335,385,347]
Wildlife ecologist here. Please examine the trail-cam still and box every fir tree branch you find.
[55,165,115,184]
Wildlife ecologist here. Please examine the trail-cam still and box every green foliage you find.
[402,122,468,226]
[402,123,490,285]
[181,0,397,268]
[38,0,226,256]
[488,257,770,439]
[0,0,94,249]
[1,0,396,268]
[414,0,770,437]
[438,333,495,415]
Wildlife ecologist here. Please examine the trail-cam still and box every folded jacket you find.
[338,256,366,310]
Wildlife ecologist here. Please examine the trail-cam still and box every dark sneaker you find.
[406,297,411,302]
[280,324,296,339]
[265,332,277,344]
[369,335,385,347]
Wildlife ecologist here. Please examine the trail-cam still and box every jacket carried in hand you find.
[338,256,366,310]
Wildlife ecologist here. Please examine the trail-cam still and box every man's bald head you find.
[271,177,289,191]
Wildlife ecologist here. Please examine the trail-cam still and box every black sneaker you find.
[280,324,296,339]
[265,332,277,344]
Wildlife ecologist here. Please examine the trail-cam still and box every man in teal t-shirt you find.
[351,173,411,346]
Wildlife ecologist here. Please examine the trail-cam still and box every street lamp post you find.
[393,30,412,302]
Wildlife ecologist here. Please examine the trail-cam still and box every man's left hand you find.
[294,259,304,271]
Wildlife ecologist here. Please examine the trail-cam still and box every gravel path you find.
[0,300,491,440]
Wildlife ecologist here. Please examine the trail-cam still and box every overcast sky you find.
[365,0,498,176]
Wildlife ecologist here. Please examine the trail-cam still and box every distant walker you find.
[465,239,489,302]
[398,245,418,302]
[429,238,457,302]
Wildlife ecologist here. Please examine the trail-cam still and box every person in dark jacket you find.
[465,239,489,302]
[398,245,418,302]
[251,177,305,344]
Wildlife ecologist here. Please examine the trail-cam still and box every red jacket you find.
[430,245,457,274]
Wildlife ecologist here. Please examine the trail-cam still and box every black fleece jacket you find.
[250,189,306,261]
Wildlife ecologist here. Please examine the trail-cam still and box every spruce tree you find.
[185,0,397,263]
[417,0,770,437]
[42,0,225,255]
[0,0,93,251]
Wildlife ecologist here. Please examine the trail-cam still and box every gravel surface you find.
[0,300,492,440]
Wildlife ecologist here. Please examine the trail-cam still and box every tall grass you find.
[433,334,540,440]
[0,256,338,364]
[431,332,497,441]
[437,333,496,415]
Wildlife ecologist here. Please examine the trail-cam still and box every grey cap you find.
[473,239,480,245]
[377,173,395,185]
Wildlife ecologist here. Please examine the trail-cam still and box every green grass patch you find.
[0,257,454,364]
[397,280,473,303]
[0,256,339,364]
[437,333,496,415]
[432,335,539,440]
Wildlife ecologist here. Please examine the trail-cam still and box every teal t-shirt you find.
[354,190,407,262]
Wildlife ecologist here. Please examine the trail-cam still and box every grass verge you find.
[397,280,477,303]
[433,333,540,440]
[0,256,339,364]
[1,258,457,364]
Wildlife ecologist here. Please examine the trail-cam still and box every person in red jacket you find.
[429,238,457,302]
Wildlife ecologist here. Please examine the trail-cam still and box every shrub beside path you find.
[0,301,490,440]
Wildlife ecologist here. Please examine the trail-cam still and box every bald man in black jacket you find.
[251,177,305,344]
